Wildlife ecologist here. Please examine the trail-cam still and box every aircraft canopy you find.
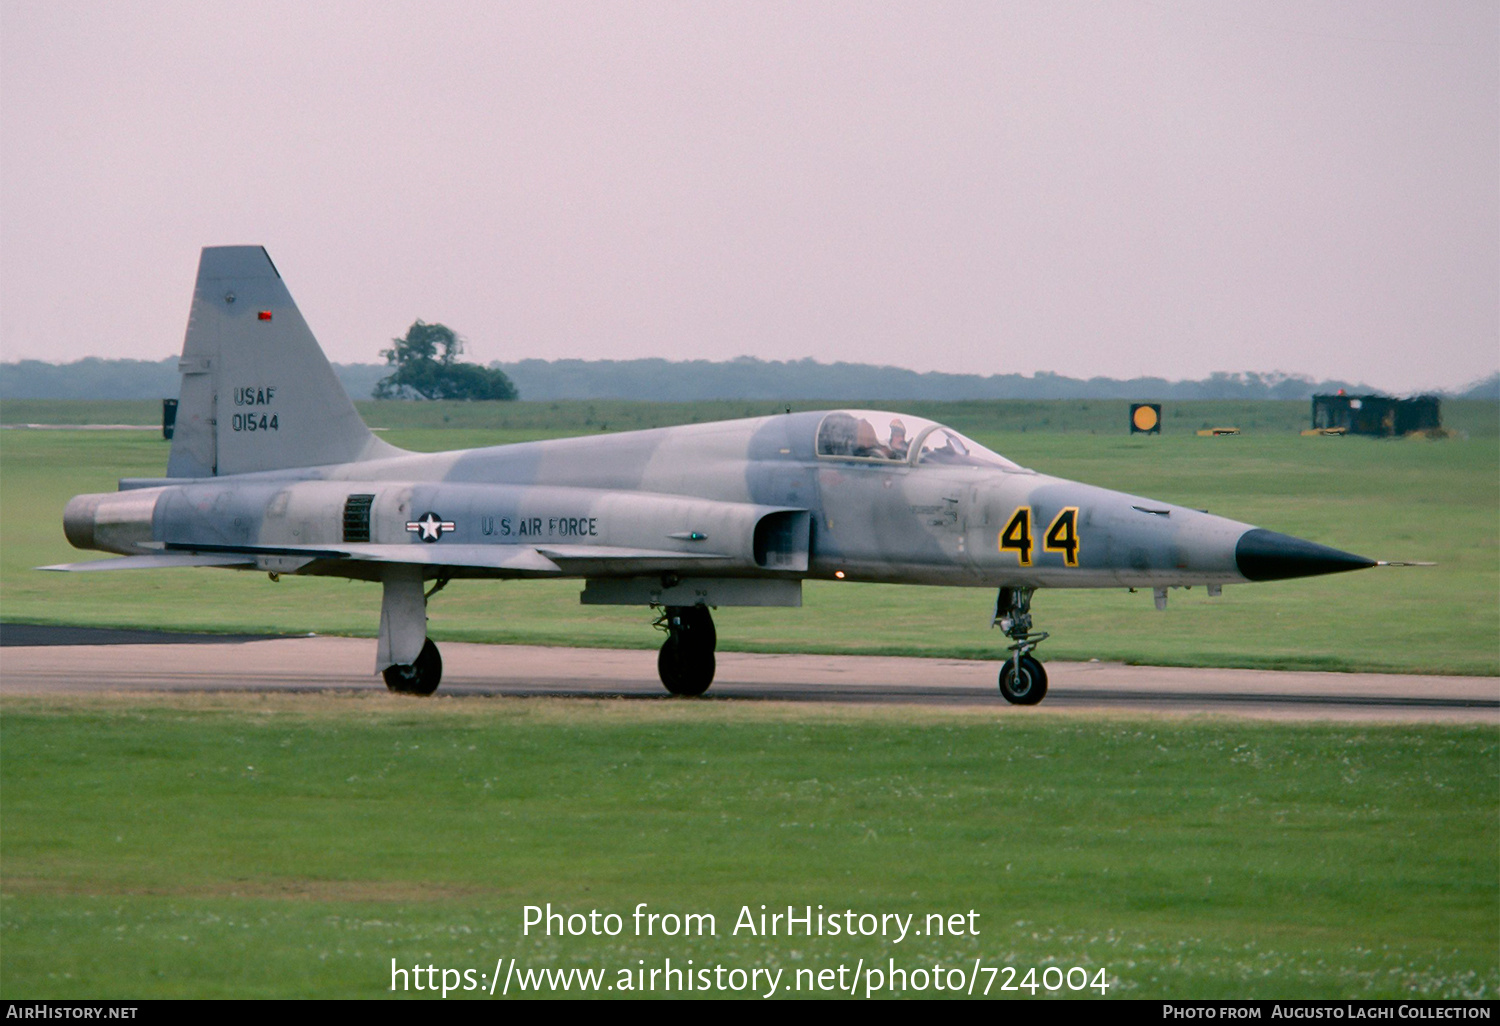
[814,411,1022,470]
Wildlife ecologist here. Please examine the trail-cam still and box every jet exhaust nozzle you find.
[62,494,105,550]
[62,490,162,555]
[1235,528,1376,582]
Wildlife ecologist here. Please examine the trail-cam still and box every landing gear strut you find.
[655,604,716,696]
[994,587,1049,705]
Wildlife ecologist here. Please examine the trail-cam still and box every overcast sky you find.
[2,1,1495,392]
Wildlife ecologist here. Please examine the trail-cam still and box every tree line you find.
[4,347,1495,403]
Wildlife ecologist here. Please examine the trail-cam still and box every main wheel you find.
[383,638,442,696]
[658,634,715,696]
[998,654,1047,705]
[658,605,716,697]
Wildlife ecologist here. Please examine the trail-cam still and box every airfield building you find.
[1310,393,1441,437]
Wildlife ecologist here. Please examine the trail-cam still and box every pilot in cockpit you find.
[853,418,889,459]
[888,419,909,458]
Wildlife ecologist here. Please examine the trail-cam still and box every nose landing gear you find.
[654,604,717,696]
[994,587,1049,705]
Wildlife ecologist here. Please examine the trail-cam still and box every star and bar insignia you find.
[405,511,456,542]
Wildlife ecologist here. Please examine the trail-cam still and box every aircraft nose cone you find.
[1235,528,1376,582]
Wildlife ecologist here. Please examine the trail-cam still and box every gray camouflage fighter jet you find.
[48,246,1387,704]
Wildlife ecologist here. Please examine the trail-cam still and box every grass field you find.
[2,696,1494,999]
[2,399,1495,674]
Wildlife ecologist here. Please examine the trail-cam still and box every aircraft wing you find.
[42,542,733,578]
[319,543,735,574]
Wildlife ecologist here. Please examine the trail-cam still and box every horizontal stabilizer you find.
[39,553,256,572]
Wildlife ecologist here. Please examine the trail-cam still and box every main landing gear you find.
[378,568,446,696]
[994,587,1049,705]
[655,604,716,697]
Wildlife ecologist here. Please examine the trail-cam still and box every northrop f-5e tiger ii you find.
[49,247,1387,703]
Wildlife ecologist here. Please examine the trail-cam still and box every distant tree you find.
[374,321,518,401]
[1459,371,1500,401]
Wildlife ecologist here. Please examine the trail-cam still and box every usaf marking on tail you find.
[47,246,1397,704]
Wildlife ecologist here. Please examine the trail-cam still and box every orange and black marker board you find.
[1130,403,1161,435]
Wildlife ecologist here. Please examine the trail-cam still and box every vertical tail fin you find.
[166,246,402,477]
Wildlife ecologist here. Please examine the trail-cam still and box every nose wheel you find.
[994,587,1049,705]
[655,604,716,696]
[998,653,1047,704]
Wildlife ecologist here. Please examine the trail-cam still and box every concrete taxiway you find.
[1,627,1494,722]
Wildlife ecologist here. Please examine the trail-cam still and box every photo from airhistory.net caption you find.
[388,901,1086,998]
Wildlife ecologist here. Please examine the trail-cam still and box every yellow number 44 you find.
[999,508,1033,565]
[1044,507,1081,566]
